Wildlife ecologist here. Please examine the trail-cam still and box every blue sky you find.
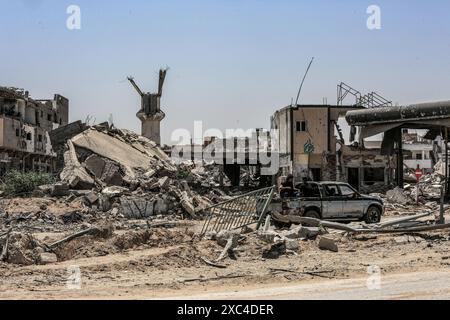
[1,0,450,144]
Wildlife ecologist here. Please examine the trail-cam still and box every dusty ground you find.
[1,213,450,300]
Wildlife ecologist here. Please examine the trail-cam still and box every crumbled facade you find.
[402,131,439,173]
[0,87,69,175]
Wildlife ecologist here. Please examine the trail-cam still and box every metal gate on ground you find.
[200,186,275,236]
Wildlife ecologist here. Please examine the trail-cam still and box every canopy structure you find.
[345,101,450,194]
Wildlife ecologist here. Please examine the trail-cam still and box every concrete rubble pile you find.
[207,209,445,263]
[0,223,117,265]
[44,123,235,220]
[367,161,450,215]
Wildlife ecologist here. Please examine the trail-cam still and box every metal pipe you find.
[346,100,450,126]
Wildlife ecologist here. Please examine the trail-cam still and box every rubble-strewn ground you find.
[2,125,450,299]
[1,211,450,300]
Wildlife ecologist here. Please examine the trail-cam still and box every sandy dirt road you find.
[159,271,450,300]
[2,217,450,300]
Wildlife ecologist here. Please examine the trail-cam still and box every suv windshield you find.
[339,185,356,197]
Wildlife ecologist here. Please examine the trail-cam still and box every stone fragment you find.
[50,182,70,197]
[60,140,95,189]
[318,236,338,252]
[38,253,58,265]
[285,239,299,251]
[85,191,99,204]
[262,242,286,259]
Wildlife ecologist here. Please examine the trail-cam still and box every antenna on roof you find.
[295,57,314,106]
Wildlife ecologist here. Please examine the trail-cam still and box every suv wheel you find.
[304,209,321,219]
[365,206,381,224]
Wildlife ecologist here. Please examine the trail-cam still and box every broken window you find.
[47,114,52,121]
[296,121,307,132]
[363,168,384,183]
[15,128,20,137]
[38,134,42,142]
[26,133,31,141]
[298,183,321,198]
[416,153,423,160]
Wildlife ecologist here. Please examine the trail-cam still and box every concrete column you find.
[142,119,161,145]
[137,111,165,145]
[396,128,404,188]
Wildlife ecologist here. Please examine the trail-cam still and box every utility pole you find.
[295,57,314,106]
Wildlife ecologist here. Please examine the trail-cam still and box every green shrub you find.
[176,168,190,179]
[1,170,55,196]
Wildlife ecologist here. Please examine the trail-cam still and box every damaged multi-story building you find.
[270,84,401,192]
[271,103,395,192]
[0,87,69,175]
[365,130,441,175]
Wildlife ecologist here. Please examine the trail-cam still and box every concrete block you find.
[262,242,286,259]
[258,231,277,243]
[285,239,299,251]
[299,227,321,240]
[50,182,70,197]
[216,230,240,247]
[85,154,123,186]
[85,154,105,178]
[85,192,99,204]
[281,226,302,239]
[144,169,156,179]
[37,185,52,194]
[39,253,58,265]
[158,176,171,189]
[318,236,338,252]
[285,239,300,251]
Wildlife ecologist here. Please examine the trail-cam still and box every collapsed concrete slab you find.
[85,154,123,186]
[70,129,175,183]
[180,191,196,218]
[71,129,153,179]
[60,140,95,190]
[119,196,171,219]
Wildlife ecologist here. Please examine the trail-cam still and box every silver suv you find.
[274,181,384,224]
